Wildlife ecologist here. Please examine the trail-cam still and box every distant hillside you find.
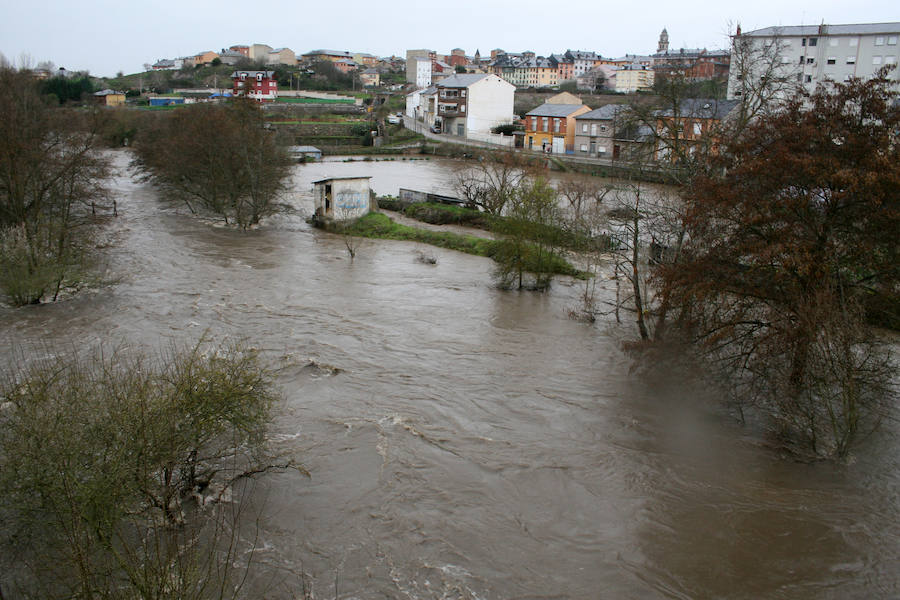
[97,64,239,94]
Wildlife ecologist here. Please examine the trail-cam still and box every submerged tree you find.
[0,339,298,598]
[452,150,534,215]
[661,70,899,457]
[492,177,565,290]
[134,100,292,229]
[0,65,112,305]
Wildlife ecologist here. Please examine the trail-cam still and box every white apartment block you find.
[727,22,900,100]
[415,58,433,88]
[434,73,515,138]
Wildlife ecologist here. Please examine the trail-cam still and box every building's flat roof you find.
[312,176,372,184]
[744,22,900,37]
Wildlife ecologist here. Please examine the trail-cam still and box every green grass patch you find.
[404,202,494,229]
[275,97,355,104]
[322,213,586,278]
[385,201,612,252]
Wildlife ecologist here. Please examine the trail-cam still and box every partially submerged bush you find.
[0,339,294,598]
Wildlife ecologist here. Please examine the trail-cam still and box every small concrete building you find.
[288,145,322,161]
[313,177,373,220]
[93,89,126,106]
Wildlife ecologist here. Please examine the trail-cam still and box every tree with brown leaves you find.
[661,70,899,458]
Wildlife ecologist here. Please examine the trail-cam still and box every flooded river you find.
[2,151,898,599]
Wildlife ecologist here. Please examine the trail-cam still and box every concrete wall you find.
[249,44,273,62]
[406,49,432,83]
[315,178,372,220]
[465,75,515,136]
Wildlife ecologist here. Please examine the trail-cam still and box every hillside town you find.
[40,21,888,162]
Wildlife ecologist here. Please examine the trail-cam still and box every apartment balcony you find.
[438,103,464,117]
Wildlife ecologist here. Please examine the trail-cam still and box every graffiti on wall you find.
[336,192,366,210]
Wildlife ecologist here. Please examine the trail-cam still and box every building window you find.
[875,37,885,46]
[542,117,548,131]
[582,124,588,133]
[850,38,858,47]
[693,122,702,136]
[827,57,836,64]
[801,38,806,46]
[847,56,856,64]
[889,36,898,45]
[554,119,561,132]
[829,38,839,47]
[809,37,817,46]
[886,56,897,64]
[805,75,813,83]
[807,57,814,64]
[580,144,588,152]
[873,56,883,65]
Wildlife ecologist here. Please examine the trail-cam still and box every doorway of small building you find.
[613,145,621,159]
[324,184,332,215]
[457,123,464,137]
[528,136,533,149]
[552,137,565,154]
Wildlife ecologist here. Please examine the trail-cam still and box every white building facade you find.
[727,22,900,100]
[435,74,515,140]
[415,58,433,88]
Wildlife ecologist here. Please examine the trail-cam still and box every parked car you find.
[386,115,400,124]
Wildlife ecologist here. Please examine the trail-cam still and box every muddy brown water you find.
[1,152,898,599]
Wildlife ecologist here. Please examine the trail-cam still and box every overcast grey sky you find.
[1,0,897,77]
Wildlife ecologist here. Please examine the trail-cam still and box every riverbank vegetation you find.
[0,339,297,598]
[622,71,899,459]
[0,65,114,306]
[133,100,292,229]
[317,211,586,282]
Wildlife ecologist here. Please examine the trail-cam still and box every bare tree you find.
[0,66,112,305]
[725,24,801,134]
[134,100,291,229]
[452,150,535,215]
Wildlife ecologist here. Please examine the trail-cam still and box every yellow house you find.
[193,50,220,66]
[524,103,591,153]
[93,89,126,106]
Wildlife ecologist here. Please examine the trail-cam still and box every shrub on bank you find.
[315,212,586,280]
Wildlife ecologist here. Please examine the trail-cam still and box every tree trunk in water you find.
[632,212,649,340]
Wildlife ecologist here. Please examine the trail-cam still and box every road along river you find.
[1,151,898,599]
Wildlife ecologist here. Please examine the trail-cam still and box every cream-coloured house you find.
[266,48,297,66]
[615,63,655,93]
